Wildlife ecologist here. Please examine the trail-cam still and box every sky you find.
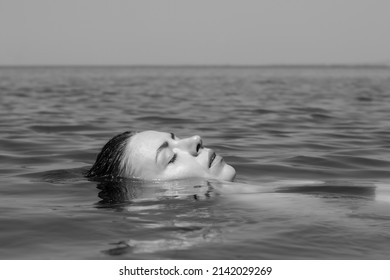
[0,0,389,65]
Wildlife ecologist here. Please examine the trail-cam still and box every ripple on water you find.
[1,66,390,259]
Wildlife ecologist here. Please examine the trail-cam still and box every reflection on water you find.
[1,66,390,259]
[84,176,385,259]
[92,177,223,258]
[95,177,215,207]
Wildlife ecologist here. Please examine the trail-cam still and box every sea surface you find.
[1,65,390,259]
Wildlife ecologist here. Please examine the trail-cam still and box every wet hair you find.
[86,131,136,178]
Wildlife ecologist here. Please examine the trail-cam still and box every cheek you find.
[131,163,159,180]
[162,160,206,179]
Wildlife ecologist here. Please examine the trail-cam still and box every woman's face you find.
[123,130,236,181]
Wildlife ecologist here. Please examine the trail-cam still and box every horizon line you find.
[0,63,389,68]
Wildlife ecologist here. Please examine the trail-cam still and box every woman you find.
[86,130,236,181]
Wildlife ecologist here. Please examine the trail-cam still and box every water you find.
[1,65,390,259]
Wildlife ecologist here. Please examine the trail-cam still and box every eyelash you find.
[168,154,177,164]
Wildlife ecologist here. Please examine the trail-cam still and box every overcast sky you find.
[0,0,389,65]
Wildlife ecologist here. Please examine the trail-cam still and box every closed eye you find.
[168,154,177,164]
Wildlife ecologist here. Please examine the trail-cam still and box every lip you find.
[208,150,223,169]
[208,150,216,168]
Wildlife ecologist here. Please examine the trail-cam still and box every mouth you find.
[208,151,216,168]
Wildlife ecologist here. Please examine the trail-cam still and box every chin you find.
[218,164,236,182]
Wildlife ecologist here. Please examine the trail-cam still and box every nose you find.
[176,135,203,156]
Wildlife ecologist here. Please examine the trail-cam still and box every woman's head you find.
[87,130,236,182]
